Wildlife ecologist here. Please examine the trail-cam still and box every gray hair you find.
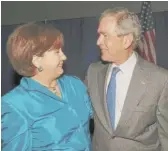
[100,7,142,49]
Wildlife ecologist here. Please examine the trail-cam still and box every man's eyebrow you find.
[99,32,107,35]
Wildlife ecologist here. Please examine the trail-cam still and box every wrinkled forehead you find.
[97,16,117,33]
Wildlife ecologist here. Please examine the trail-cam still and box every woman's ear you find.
[32,55,41,68]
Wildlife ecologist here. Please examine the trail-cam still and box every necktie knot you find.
[112,67,120,77]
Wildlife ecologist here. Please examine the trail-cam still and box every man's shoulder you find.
[139,57,168,81]
[142,58,167,72]
[88,61,108,72]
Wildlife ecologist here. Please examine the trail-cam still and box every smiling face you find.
[40,48,67,77]
[97,16,134,64]
[97,16,125,63]
[32,47,67,79]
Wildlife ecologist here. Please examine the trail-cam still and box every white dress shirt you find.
[106,52,137,129]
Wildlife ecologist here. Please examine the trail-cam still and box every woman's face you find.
[40,48,67,77]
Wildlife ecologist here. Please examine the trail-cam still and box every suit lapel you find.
[115,56,149,134]
[103,65,115,131]
[97,63,114,135]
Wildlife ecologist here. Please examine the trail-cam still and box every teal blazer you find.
[2,75,93,151]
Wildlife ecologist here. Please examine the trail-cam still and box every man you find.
[86,8,168,151]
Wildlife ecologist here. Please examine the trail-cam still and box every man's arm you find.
[157,79,168,151]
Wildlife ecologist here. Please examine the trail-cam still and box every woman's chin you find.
[56,68,64,76]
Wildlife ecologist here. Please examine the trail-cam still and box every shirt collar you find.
[111,52,137,74]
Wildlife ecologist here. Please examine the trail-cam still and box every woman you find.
[2,23,93,151]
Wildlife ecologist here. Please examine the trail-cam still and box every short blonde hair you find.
[7,22,64,76]
[100,7,141,49]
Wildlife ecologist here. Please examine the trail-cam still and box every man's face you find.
[97,16,125,63]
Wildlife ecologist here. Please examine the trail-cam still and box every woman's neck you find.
[31,74,57,88]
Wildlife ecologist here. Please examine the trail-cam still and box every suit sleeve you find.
[157,79,168,151]
[2,100,32,151]
[84,72,89,88]
[84,63,93,88]
[84,64,94,118]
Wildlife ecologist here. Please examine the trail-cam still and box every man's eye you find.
[104,34,108,38]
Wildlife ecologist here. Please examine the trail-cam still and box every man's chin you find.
[101,55,108,61]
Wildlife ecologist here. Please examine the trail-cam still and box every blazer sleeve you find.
[157,79,168,151]
[2,100,32,151]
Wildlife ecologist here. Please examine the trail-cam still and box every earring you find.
[37,66,43,72]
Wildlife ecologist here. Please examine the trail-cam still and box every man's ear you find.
[123,33,133,49]
[32,55,41,68]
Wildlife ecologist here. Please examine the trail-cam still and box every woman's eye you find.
[55,50,60,53]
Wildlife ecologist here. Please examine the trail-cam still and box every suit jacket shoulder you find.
[139,57,168,83]
[87,61,108,76]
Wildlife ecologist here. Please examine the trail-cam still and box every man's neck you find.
[113,51,133,66]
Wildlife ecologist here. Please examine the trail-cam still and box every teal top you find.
[2,75,93,151]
